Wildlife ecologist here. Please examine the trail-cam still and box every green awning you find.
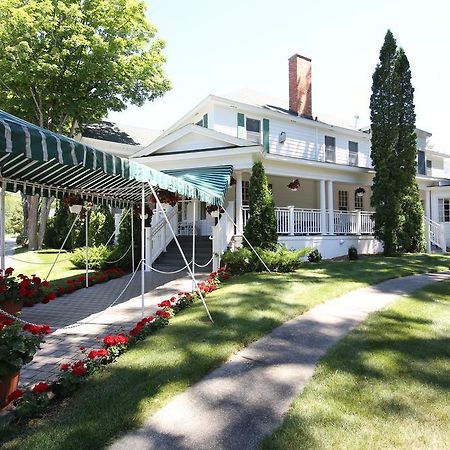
[163,165,233,203]
[0,110,222,205]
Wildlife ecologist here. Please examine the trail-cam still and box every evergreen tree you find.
[89,205,116,246]
[370,30,401,256]
[244,161,277,249]
[395,49,425,252]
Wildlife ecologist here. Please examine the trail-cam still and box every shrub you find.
[69,245,113,270]
[308,248,322,263]
[348,246,358,260]
[89,205,116,246]
[222,245,310,274]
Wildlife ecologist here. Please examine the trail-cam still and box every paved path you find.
[110,271,450,450]
[20,268,209,387]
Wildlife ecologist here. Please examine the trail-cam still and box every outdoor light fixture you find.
[355,187,365,197]
[279,131,286,143]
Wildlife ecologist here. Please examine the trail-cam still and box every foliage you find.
[110,209,140,271]
[222,246,309,274]
[5,193,23,235]
[0,0,170,134]
[370,30,424,255]
[307,249,322,263]
[89,205,116,247]
[43,200,72,250]
[0,319,50,377]
[153,190,178,207]
[244,162,278,250]
[348,246,358,260]
[9,385,50,421]
[69,245,113,270]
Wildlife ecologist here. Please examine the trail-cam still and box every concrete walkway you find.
[110,271,450,450]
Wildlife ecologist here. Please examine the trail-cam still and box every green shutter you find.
[263,118,269,152]
[237,112,245,139]
[203,113,208,128]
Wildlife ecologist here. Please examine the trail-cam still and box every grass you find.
[1,254,450,449]
[10,247,89,282]
[262,277,450,450]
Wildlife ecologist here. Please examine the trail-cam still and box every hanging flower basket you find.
[206,204,225,218]
[63,195,84,213]
[355,187,365,197]
[230,176,236,186]
[287,179,301,191]
[155,189,179,207]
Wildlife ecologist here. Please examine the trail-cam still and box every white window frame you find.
[348,141,358,166]
[438,198,450,222]
[354,192,363,210]
[242,181,250,205]
[245,117,261,144]
[338,190,348,211]
[325,136,336,163]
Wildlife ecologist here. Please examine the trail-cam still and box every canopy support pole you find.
[140,185,145,319]
[192,200,196,291]
[0,180,6,271]
[148,183,213,323]
[85,210,89,288]
[131,206,135,273]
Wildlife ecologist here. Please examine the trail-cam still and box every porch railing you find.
[241,206,374,235]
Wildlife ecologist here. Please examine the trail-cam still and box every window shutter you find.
[203,113,208,128]
[263,118,269,152]
[237,112,245,138]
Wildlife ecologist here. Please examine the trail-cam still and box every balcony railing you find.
[242,206,374,235]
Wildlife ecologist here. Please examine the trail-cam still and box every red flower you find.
[156,310,171,320]
[71,361,87,377]
[4,267,13,276]
[79,346,86,351]
[47,292,56,301]
[60,363,70,371]
[23,323,51,335]
[7,389,23,403]
[32,382,49,394]
[158,300,172,308]
[87,348,109,359]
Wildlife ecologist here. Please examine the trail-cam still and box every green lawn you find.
[2,254,450,449]
[263,278,450,450]
[10,247,89,282]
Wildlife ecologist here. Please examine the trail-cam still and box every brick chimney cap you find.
[289,53,312,62]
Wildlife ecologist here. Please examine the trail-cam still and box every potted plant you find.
[287,179,301,191]
[0,269,52,317]
[206,204,225,218]
[156,189,179,208]
[355,187,365,197]
[63,194,84,214]
[133,203,153,227]
[0,319,50,408]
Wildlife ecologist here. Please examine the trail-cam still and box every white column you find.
[288,205,295,236]
[85,210,89,288]
[141,185,145,318]
[424,189,431,219]
[0,181,5,271]
[235,171,243,234]
[327,180,335,235]
[319,179,326,235]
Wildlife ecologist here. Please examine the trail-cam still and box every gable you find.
[154,132,237,155]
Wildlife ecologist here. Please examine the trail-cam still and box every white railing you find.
[242,206,374,235]
[424,217,446,252]
[212,201,235,271]
[145,205,178,269]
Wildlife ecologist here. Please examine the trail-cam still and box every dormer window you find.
[246,117,261,143]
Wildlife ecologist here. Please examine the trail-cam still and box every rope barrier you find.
[61,259,143,330]
[143,260,193,274]
[104,244,132,264]
[0,308,42,327]
[194,256,214,268]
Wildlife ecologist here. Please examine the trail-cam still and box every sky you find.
[108,0,449,152]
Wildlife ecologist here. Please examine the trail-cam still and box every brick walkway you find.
[19,267,210,387]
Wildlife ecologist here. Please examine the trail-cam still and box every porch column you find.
[424,189,431,219]
[319,179,326,235]
[235,171,243,234]
[327,180,335,235]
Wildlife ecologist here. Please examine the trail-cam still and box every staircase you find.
[424,217,447,253]
[152,236,213,274]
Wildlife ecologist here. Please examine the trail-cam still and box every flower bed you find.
[6,267,232,421]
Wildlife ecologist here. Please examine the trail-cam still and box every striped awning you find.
[163,165,233,202]
[0,110,223,205]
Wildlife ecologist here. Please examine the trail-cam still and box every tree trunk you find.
[27,194,40,250]
[37,197,54,249]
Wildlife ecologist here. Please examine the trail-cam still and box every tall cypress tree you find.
[395,49,425,252]
[244,161,278,249]
[370,30,401,256]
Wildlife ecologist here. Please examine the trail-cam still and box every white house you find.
[129,54,450,259]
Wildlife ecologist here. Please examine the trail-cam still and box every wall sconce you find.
[279,131,286,143]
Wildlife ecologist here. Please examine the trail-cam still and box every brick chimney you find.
[288,54,312,118]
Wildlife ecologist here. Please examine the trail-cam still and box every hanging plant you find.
[133,204,153,220]
[206,204,225,218]
[156,189,179,207]
[229,176,236,186]
[63,194,84,214]
[355,187,366,197]
[287,179,301,191]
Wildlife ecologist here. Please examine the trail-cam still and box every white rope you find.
[0,308,42,327]
[194,255,214,268]
[143,260,193,274]
[61,260,142,329]
[104,244,132,264]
